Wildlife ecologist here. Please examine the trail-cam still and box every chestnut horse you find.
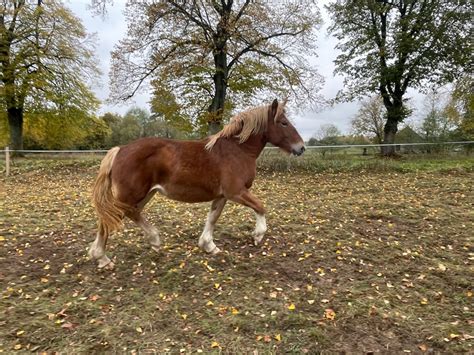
[89,99,305,269]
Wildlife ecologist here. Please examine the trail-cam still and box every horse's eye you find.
[280,121,288,127]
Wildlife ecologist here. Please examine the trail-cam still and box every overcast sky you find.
[67,0,424,140]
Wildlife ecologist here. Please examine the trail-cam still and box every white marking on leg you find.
[198,210,219,254]
[89,234,104,259]
[198,199,226,254]
[88,234,113,268]
[253,213,267,245]
[136,217,161,252]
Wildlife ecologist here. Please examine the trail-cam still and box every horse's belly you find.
[151,183,218,203]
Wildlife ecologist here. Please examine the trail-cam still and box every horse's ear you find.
[271,99,278,118]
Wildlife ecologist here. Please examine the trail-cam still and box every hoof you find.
[211,246,221,255]
[99,261,115,270]
[97,256,114,269]
[253,234,264,246]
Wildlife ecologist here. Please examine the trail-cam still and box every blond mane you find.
[205,102,285,150]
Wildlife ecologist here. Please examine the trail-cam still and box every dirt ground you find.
[0,159,473,353]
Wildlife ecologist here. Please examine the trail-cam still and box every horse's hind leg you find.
[129,212,161,252]
[88,223,114,269]
[199,197,227,254]
[127,191,161,252]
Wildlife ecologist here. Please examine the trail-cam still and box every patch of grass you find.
[0,158,473,352]
[258,149,474,173]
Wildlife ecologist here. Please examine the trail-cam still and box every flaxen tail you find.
[92,147,128,235]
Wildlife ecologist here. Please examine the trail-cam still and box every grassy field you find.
[0,156,473,353]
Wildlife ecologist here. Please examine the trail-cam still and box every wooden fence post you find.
[5,146,10,177]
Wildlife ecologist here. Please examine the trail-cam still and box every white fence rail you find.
[1,141,473,154]
[2,141,473,177]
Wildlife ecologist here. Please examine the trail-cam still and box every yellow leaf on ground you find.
[211,341,220,348]
[231,307,239,315]
[307,300,315,305]
[136,327,143,333]
[288,303,296,311]
[274,334,282,342]
[324,308,336,320]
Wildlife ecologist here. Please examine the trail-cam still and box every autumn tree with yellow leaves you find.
[0,0,100,151]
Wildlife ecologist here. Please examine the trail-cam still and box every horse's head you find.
[266,99,305,156]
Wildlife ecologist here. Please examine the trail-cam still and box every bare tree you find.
[351,96,385,144]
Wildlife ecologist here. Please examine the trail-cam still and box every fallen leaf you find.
[324,308,336,320]
[287,303,296,311]
[61,322,75,330]
[274,334,282,342]
[418,344,428,352]
[211,341,220,348]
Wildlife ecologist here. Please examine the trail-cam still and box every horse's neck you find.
[237,133,267,159]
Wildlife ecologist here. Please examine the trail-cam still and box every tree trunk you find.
[7,106,24,153]
[207,48,228,135]
[381,101,404,156]
[381,116,398,156]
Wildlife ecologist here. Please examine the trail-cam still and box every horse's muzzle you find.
[292,146,305,156]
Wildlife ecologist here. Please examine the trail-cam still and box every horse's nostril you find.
[301,146,306,153]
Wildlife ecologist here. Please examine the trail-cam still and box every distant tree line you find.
[0,106,195,150]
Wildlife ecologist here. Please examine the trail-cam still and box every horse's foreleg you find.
[199,197,227,254]
[88,223,114,269]
[230,190,267,246]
